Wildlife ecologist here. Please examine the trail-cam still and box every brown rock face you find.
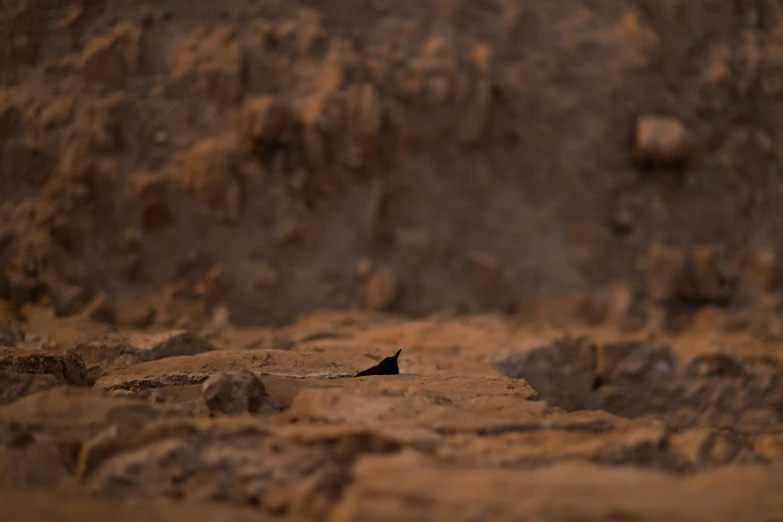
[175,138,243,224]
[81,22,143,88]
[0,347,89,387]
[237,96,291,152]
[7,0,783,519]
[168,27,246,103]
[331,452,783,522]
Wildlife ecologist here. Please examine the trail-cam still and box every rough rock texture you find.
[201,370,276,416]
[2,311,783,519]
[5,0,783,519]
[0,348,89,387]
[3,0,783,327]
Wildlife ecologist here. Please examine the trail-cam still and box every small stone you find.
[201,370,272,416]
[684,352,750,379]
[365,267,398,311]
[635,114,693,166]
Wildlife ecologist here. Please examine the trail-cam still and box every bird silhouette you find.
[354,349,401,377]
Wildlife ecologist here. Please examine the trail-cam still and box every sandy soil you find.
[4,0,783,520]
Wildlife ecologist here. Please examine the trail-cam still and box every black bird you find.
[354,349,402,377]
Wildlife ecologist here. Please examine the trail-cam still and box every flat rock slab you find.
[0,386,184,441]
[74,416,433,519]
[1,490,288,522]
[0,347,89,386]
[291,339,503,377]
[285,382,619,435]
[95,350,359,392]
[0,369,62,405]
[330,451,783,522]
[70,330,216,367]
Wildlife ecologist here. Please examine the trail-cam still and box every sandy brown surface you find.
[4,0,783,520]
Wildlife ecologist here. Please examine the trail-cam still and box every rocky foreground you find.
[1,309,783,521]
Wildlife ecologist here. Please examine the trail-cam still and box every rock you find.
[0,370,61,405]
[26,94,75,134]
[128,171,177,231]
[364,267,398,311]
[80,292,115,324]
[236,95,291,152]
[201,370,274,416]
[175,137,243,222]
[465,250,503,301]
[492,336,596,411]
[81,22,143,88]
[684,353,750,379]
[634,114,693,166]
[95,350,358,392]
[0,434,75,489]
[331,451,783,522]
[0,387,184,442]
[168,26,246,103]
[70,330,216,368]
[0,490,277,522]
[87,93,134,153]
[0,347,89,386]
[597,342,676,382]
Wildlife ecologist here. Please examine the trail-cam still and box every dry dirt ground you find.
[5,0,783,520]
